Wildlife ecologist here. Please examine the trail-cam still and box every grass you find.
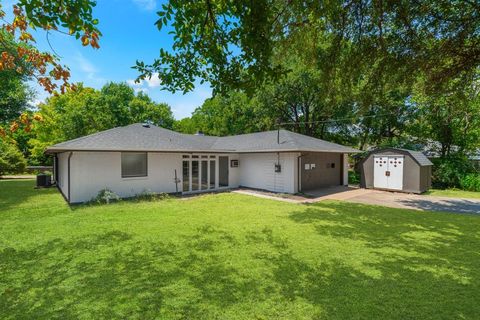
[1,180,479,319]
[426,188,480,199]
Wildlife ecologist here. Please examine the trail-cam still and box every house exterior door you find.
[373,155,404,190]
[182,155,217,193]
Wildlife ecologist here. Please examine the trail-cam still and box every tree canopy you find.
[135,0,480,94]
[0,0,100,93]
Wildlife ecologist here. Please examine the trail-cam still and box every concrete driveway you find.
[305,186,480,214]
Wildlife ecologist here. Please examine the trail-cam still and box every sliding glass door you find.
[182,155,220,193]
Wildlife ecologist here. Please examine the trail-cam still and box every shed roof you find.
[46,123,359,154]
[367,148,433,166]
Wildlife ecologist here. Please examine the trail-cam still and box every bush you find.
[459,174,480,192]
[134,189,170,201]
[0,140,27,176]
[92,188,120,204]
[348,170,360,184]
[431,155,474,189]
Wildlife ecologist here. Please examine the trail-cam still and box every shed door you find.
[387,156,404,190]
[373,156,389,189]
[374,155,404,190]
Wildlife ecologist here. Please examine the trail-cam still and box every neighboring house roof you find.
[364,147,433,166]
[46,123,359,154]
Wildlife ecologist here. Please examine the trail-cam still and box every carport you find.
[298,152,350,192]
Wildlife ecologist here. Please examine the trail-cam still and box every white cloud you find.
[127,79,143,87]
[132,0,156,11]
[71,52,107,87]
[74,53,97,75]
[145,73,161,88]
[134,87,149,94]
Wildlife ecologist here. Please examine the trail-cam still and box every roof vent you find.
[142,123,150,128]
[195,130,204,136]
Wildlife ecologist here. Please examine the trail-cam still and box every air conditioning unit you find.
[230,159,239,167]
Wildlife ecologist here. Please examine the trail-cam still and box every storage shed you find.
[359,148,433,194]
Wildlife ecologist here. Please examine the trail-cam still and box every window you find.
[121,152,147,177]
[230,159,239,167]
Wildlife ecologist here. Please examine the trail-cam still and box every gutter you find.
[45,148,360,154]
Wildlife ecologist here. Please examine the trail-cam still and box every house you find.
[46,123,358,203]
[359,148,433,194]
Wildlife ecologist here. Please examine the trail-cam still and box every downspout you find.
[53,154,57,183]
[67,152,73,203]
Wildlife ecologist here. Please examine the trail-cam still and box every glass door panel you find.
[209,160,216,189]
[182,161,189,192]
[201,160,208,190]
[191,160,199,191]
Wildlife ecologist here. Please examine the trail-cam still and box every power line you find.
[278,112,397,126]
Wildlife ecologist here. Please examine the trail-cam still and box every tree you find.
[130,92,175,129]
[0,1,100,94]
[412,71,480,157]
[256,67,350,139]
[185,91,262,136]
[135,0,480,95]
[29,82,175,164]
[0,69,32,124]
[0,138,26,176]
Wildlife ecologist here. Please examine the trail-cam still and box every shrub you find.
[348,170,360,184]
[431,155,474,189]
[0,140,27,176]
[134,189,170,201]
[459,174,480,192]
[92,188,120,204]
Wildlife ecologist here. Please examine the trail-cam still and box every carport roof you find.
[46,123,359,154]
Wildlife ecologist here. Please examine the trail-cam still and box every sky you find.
[9,0,213,119]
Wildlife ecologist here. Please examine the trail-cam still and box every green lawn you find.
[1,180,479,319]
[426,188,480,199]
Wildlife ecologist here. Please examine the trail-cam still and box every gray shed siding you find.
[360,148,431,194]
[419,166,432,193]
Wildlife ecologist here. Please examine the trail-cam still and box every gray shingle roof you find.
[368,148,433,166]
[46,123,359,154]
[403,149,433,166]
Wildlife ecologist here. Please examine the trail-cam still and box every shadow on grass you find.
[0,227,261,318]
[1,195,479,318]
[245,221,478,319]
